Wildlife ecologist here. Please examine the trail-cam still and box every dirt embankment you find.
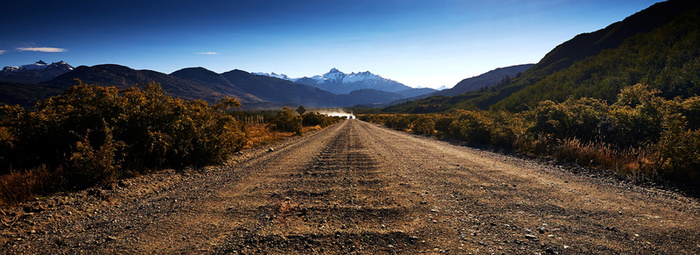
[2,119,699,254]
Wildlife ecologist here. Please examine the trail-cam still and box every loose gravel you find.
[2,119,699,254]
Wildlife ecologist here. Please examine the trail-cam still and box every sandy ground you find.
[2,119,699,254]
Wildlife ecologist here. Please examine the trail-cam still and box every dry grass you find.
[243,124,292,149]
[0,166,61,205]
[554,138,619,167]
[243,124,321,149]
[551,138,652,178]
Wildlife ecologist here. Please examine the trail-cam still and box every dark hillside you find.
[494,7,700,110]
[221,70,340,107]
[433,64,534,97]
[169,67,263,103]
[535,0,698,74]
[44,64,254,103]
[0,82,63,107]
[385,0,700,113]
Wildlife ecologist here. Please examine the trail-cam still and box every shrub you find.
[358,114,383,124]
[302,112,343,127]
[68,125,122,186]
[0,80,246,189]
[450,110,492,144]
[653,126,700,185]
[434,116,454,138]
[527,100,571,139]
[680,96,700,129]
[269,107,302,135]
[360,84,700,187]
[609,84,667,148]
[385,115,411,131]
[0,166,62,205]
[488,111,523,148]
[412,115,436,136]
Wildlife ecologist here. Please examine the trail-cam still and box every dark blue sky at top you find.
[1,0,662,88]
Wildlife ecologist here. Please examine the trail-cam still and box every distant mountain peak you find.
[3,60,73,72]
[252,68,428,95]
[290,68,410,94]
[0,60,74,83]
[252,72,291,80]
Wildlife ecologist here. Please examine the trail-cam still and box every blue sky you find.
[1,0,661,89]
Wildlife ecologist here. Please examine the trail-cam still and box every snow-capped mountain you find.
[307,68,384,84]
[251,72,290,80]
[1,60,74,84]
[254,68,414,94]
[3,60,73,72]
[299,68,411,94]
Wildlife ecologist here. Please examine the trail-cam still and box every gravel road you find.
[2,119,699,254]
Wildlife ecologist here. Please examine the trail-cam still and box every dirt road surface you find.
[2,119,699,254]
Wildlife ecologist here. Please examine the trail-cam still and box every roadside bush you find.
[269,107,302,135]
[384,115,411,131]
[68,126,122,185]
[358,114,383,124]
[609,84,668,148]
[360,84,700,186]
[0,80,246,189]
[0,166,62,205]
[527,100,571,140]
[302,112,344,127]
[653,125,700,185]
[411,115,436,136]
[679,96,700,129]
[488,111,523,148]
[434,116,454,138]
[450,110,492,144]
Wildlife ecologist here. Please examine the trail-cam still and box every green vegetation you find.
[383,4,700,114]
[494,8,700,111]
[368,1,700,190]
[0,80,246,201]
[0,81,63,108]
[268,107,346,135]
[361,84,700,187]
[0,82,348,204]
[302,112,345,128]
[268,107,303,135]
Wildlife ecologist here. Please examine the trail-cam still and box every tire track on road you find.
[215,118,427,254]
[5,119,699,254]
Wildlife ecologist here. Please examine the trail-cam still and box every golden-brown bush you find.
[268,107,302,135]
[411,115,436,136]
[361,84,700,187]
[0,80,246,190]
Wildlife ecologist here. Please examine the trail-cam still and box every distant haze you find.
[314,110,356,120]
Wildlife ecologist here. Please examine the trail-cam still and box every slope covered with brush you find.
[385,0,700,113]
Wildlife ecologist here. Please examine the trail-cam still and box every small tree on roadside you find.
[269,107,302,135]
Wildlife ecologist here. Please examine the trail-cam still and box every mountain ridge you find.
[255,68,433,95]
[430,64,535,97]
[384,0,700,113]
[0,64,428,108]
[0,60,74,84]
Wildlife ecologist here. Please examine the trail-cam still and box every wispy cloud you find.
[196,52,219,55]
[0,50,5,54]
[17,47,67,53]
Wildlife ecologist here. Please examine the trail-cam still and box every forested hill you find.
[385,0,700,113]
